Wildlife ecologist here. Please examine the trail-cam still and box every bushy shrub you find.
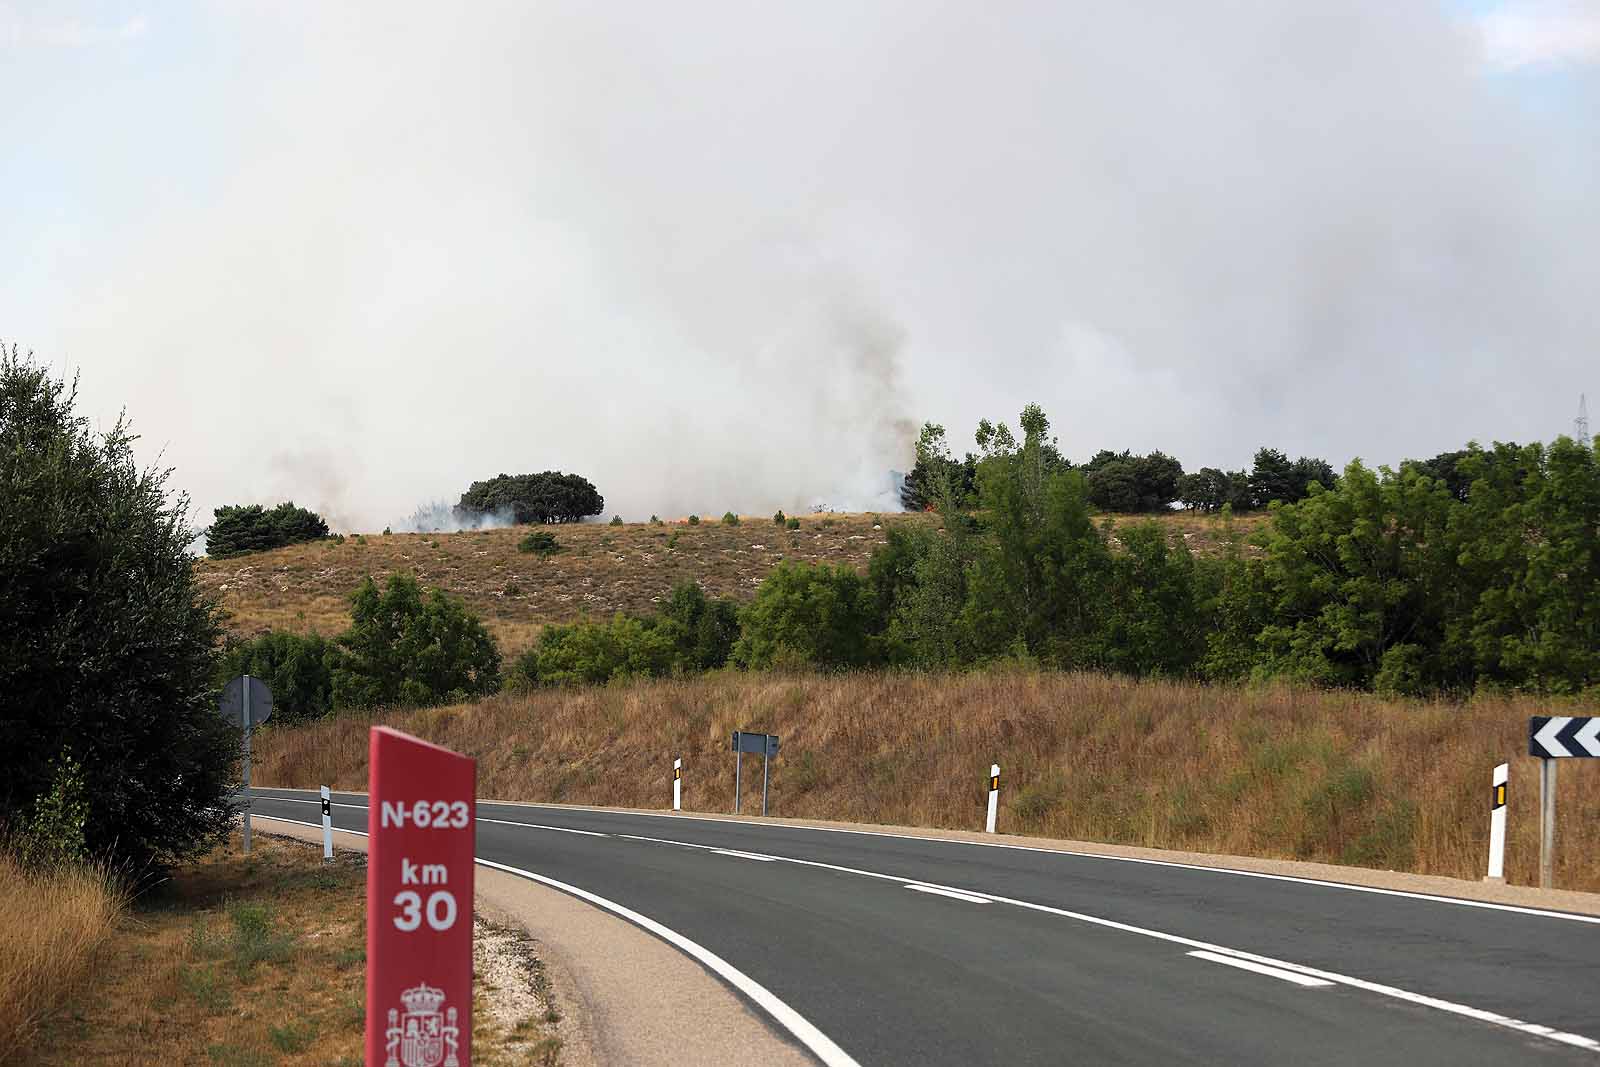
[733,563,876,670]
[206,501,330,558]
[330,575,501,708]
[786,517,801,530]
[518,530,561,558]
[16,752,90,869]
[609,515,623,526]
[508,581,739,689]
[2,347,236,872]
[650,515,662,526]
[722,511,740,526]
[773,510,786,525]
[688,514,700,526]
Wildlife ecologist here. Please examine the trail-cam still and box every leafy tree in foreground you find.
[456,471,604,525]
[0,346,235,873]
[330,574,501,708]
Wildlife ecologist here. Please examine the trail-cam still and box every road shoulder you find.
[257,818,815,1067]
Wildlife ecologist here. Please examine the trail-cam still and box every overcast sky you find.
[3,1,1598,532]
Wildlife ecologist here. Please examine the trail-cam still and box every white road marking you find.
[480,818,608,837]
[262,788,1600,926]
[253,800,1600,1053]
[905,884,990,904]
[713,849,778,862]
[249,814,862,1067]
[1188,950,1333,988]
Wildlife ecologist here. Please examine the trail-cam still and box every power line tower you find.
[1578,394,1591,448]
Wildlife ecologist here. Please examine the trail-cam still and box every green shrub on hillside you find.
[331,574,500,708]
[518,530,561,558]
[206,502,330,558]
[609,515,623,526]
[722,512,740,526]
[773,510,786,526]
[786,517,801,530]
[688,514,700,526]
[733,563,875,670]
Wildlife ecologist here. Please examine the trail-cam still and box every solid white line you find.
[250,815,862,1067]
[714,849,778,862]
[1188,950,1332,988]
[905,884,990,904]
[474,858,862,1067]
[253,788,1600,926]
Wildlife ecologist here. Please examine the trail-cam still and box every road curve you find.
[252,788,1600,1066]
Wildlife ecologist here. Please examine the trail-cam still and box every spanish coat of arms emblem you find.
[385,983,460,1067]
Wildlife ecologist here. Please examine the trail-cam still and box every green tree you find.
[206,502,329,558]
[0,347,236,872]
[330,574,501,707]
[1100,522,1207,676]
[965,405,1111,665]
[456,471,604,525]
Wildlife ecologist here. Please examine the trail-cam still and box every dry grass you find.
[0,853,127,1061]
[198,511,1264,657]
[25,832,561,1067]
[257,671,1600,892]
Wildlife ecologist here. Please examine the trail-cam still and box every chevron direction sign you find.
[1529,716,1600,758]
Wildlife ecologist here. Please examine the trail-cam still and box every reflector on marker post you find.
[673,757,682,812]
[1485,763,1507,882]
[985,763,1000,834]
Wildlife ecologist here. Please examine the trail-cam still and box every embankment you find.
[255,671,1600,891]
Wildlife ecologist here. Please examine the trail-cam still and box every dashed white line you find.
[1188,950,1333,988]
[713,849,778,862]
[905,884,991,904]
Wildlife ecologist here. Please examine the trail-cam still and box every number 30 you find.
[393,890,457,931]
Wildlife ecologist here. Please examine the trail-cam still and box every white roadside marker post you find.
[321,785,333,862]
[1485,763,1507,883]
[673,758,682,812]
[985,764,1000,834]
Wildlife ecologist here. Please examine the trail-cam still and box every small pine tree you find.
[722,511,740,526]
[609,515,623,526]
[688,514,700,526]
[773,510,786,525]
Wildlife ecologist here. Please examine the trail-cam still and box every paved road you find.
[252,788,1600,1065]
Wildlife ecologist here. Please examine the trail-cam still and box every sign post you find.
[730,732,780,816]
[1528,716,1600,889]
[673,758,682,812]
[219,674,272,854]
[367,727,475,1067]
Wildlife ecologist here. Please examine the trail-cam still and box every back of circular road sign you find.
[218,675,273,726]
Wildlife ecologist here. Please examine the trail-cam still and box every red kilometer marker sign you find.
[367,727,476,1067]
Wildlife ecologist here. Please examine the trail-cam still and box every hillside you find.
[198,510,1267,655]
[254,670,1600,893]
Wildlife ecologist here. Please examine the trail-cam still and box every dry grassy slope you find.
[198,510,1267,656]
[254,670,1600,893]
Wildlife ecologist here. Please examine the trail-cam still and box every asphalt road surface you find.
[251,788,1600,1066]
